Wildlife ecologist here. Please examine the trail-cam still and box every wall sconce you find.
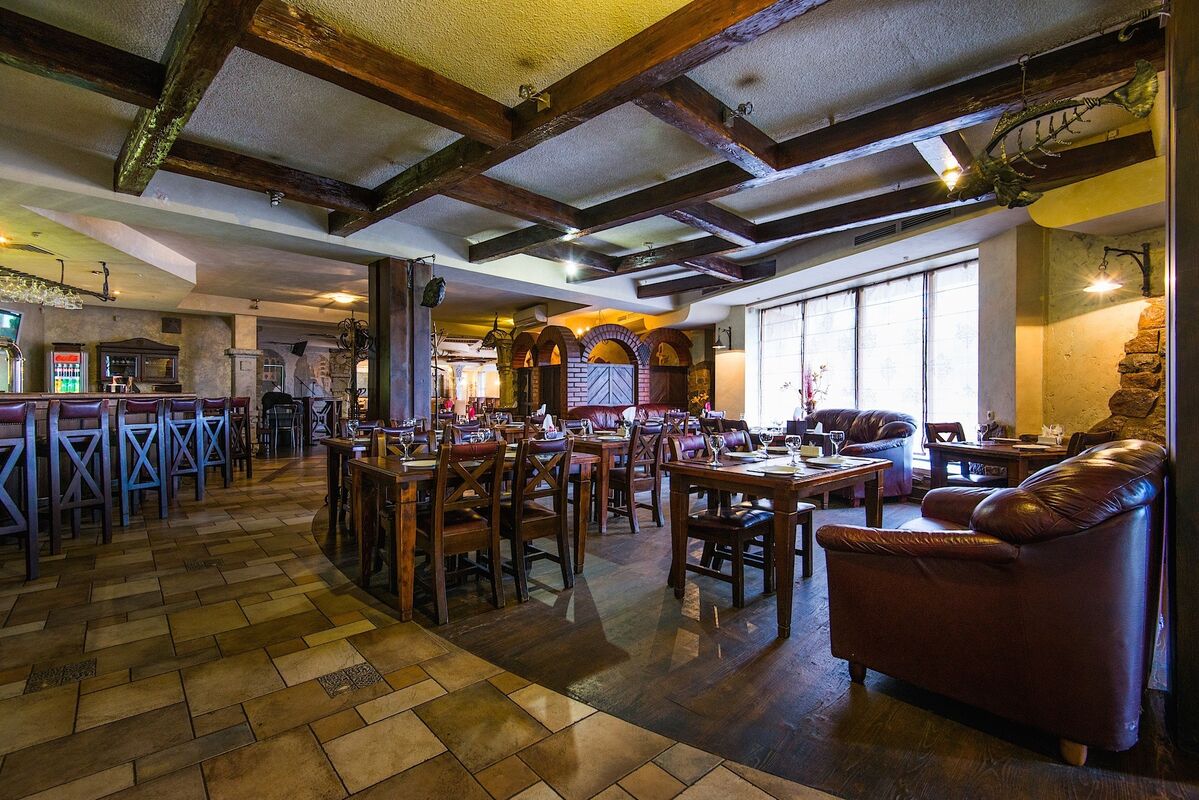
[712,326,733,350]
[1084,243,1152,297]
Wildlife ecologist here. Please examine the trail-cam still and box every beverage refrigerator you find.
[47,343,87,393]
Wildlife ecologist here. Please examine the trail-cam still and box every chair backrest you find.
[624,423,663,473]
[450,423,484,443]
[1066,429,1117,457]
[925,422,966,447]
[719,430,753,452]
[0,401,35,535]
[785,419,809,437]
[719,418,749,433]
[669,433,709,462]
[339,418,384,437]
[699,417,722,435]
[230,396,251,412]
[703,410,726,419]
[432,441,505,524]
[560,418,586,433]
[514,436,572,511]
[371,426,430,457]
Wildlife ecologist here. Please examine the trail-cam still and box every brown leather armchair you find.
[805,408,916,499]
[817,440,1166,765]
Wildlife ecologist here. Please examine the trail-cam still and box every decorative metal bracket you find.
[1105,242,1153,297]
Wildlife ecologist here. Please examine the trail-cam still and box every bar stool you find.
[230,396,253,478]
[0,401,38,580]
[116,398,168,527]
[201,398,232,489]
[48,398,113,550]
[166,398,205,501]
[309,397,336,440]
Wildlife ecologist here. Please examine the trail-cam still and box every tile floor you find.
[0,454,834,800]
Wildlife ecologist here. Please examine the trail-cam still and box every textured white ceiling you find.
[0,69,138,159]
[3,0,183,61]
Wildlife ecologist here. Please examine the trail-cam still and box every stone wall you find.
[1092,297,1166,444]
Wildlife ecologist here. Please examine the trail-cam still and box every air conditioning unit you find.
[513,304,548,329]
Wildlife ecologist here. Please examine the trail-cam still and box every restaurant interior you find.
[0,1,1196,798]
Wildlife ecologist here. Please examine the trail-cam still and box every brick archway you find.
[580,324,651,405]
[641,328,693,367]
[510,331,538,369]
[534,326,583,412]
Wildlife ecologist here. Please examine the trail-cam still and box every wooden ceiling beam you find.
[941,131,975,168]
[635,76,778,177]
[0,9,165,108]
[666,203,759,245]
[330,0,833,236]
[680,255,744,281]
[444,175,584,231]
[242,0,513,147]
[469,22,1164,262]
[114,0,264,195]
[615,235,738,274]
[636,260,776,298]
[528,243,619,274]
[161,139,375,213]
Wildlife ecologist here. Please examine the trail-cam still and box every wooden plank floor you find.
[320,476,1199,800]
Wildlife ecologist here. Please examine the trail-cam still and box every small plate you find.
[596,436,625,442]
[808,456,846,466]
[1013,443,1050,451]
[725,452,761,460]
[405,459,437,468]
[989,437,1021,445]
[761,465,798,475]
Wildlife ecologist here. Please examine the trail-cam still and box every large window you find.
[758,260,979,452]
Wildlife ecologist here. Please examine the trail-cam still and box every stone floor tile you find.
[302,618,375,647]
[182,648,285,715]
[722,762,841,799]
[0,619,46,638]
[88,634,176,677]
[241,594,317,625]
[21,763,134,800]
[221,562,284,585]
[135,721,255,781]
[244,675,391,740]
[104,765,207,800]
[0,623,85,671]
[476,755,541,800]
[347,622,447,674]
[508,684,596,733]
[512,782,564,800]
[421,648,503,692]
[652,744,722,786]
[192,703,249,736]
[351,752,493,800]
[674,767,772,800]
[488,671,532,695]
[591,787,636,800]
[0,683,78,756]
[215,609,331,655]
[268,579,329,599]
[357,678,446,724]
[416,681,549,773]
[158,568,224,597]
[323,710,445,793]
[167,599,248,642]
[196,574,293,604]
[273,639,364,686]
[384,664,429,691]
[267,637,309,658]
[84,616,168,652]
[516,713,672,800]
[203,726,346,800]
[310,708,365,742]
[76,671,183,731]
[0,679,26,700]
[619,763,685,800]
[91,578,160,602]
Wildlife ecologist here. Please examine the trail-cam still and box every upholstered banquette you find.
[805,408,917,499]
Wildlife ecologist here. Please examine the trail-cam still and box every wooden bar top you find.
[0,392,196,402]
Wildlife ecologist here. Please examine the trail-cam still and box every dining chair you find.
[370,426,431,458]
[0,401,38,580]
[1066,429,1117,457]
[200,398,233,489]
[699,417,722,435]
[449,422,482,443]
[500,437,574,601]
[48,399,113,551]
[677,502,779,608]
[229,396,253,477]
[116,398,168,527]
[924,422,1006,487]
[268,401,303,450]
[719,418,750,434]
[608,422,664,535]
[415,440,507,624]
[663,410,689,434]
[166,398,205,501]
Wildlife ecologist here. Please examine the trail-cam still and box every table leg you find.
[326,450,341,537]
[573,461,592,575]
[773,491,798,638]
[864,470,884,527]
[395,482,417,623]
[670,483,690,594]
[929,449,948,490]
[353,471,367,587]
[596,450,611,535]
[1009,460,1030,487]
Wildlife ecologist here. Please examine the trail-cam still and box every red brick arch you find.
[534,326,582,413]
[510,331,538,369]
[580,324,651,405]
[641,328,693,367]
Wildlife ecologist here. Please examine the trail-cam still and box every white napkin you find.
[621,406,636,421]
[535,404,547,416]
[542,414,554,431]
[811,422,824,434]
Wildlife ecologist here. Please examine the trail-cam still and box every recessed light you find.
[331,292,355,304]
[564,261,578,277]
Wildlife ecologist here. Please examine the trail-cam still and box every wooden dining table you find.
[662,454,889,639]
[927,440,1070,488]
[349,449,598,622]
[321,436,370,536]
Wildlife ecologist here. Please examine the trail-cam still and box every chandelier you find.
[0,260,115,309]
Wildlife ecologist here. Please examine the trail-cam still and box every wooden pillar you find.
[1168,5,1199,751]
[366,258,432,423]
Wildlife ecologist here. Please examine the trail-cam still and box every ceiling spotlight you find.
[723,101,754,128]
[564,260,579,277]
[331,292,355,304]
[250,298,261,310]
[518,83,552,112]
[941,165,963,190]
[267,190,284,207]
[0,233,9,246]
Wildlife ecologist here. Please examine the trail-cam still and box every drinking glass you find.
[346,419,359,439]
[785,434,803,466]
[398,430,415,462]
[766,426,783,453]
[829,430,846,458]
[707,434,725,467]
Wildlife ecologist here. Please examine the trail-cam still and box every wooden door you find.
[539,365,562,415]
[515,367,534,416]
[649,366,688,407]
[586,364,634,406]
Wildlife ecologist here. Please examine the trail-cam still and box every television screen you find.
[0,310,20,342]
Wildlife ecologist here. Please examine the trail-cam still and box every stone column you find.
[495,340,516,408]
[452,364,467,414]
[226,315,260,400]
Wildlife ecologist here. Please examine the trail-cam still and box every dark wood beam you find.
[528,243,619,274]
[331,0,833,235]
[114,0,263,195]
[444,175,584,231]
[161,139,375,213]
[667,203,759,245]
[469,22,1165,261]
[680,255,744,281]
[636,260,776,298]
[635,76,778,176]
[243,0,512,147]
[0,9,164,108]
[615,236,738,274]
[941,131,975,168]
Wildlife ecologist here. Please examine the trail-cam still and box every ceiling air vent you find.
[900,209,953,230]
[6,243,54,255]
[853,224,897,246]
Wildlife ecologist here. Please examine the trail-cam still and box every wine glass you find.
[345,418,359,440]
[829,430,846,459]
[398,430,415,462]
[707,434,725,467]
[785,434,803,466]
[761,426,780,454]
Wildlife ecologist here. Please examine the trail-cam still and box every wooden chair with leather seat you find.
[924,422,1007,488]
[608,422,664,534]
[449,422,483,443]
[678,502,777,608]
[415,440,506,624]
[719,418,750,434]
[1066,429,1117,457]
[0,401,38,580]
[500,437,574,601]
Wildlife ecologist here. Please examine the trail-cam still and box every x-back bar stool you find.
[0,401,39,580]
[48,398,113,550]
[201,398,233,489]
[116,398,169,526]
[166,398,205,501]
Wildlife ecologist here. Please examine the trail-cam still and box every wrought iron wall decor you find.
[336,315,372,419]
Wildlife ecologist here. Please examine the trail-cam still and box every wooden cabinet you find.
[97,338,181,391]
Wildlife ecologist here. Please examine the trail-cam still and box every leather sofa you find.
[805,408,916,499]
[816,440,1167,765]
[566,404,679,430]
